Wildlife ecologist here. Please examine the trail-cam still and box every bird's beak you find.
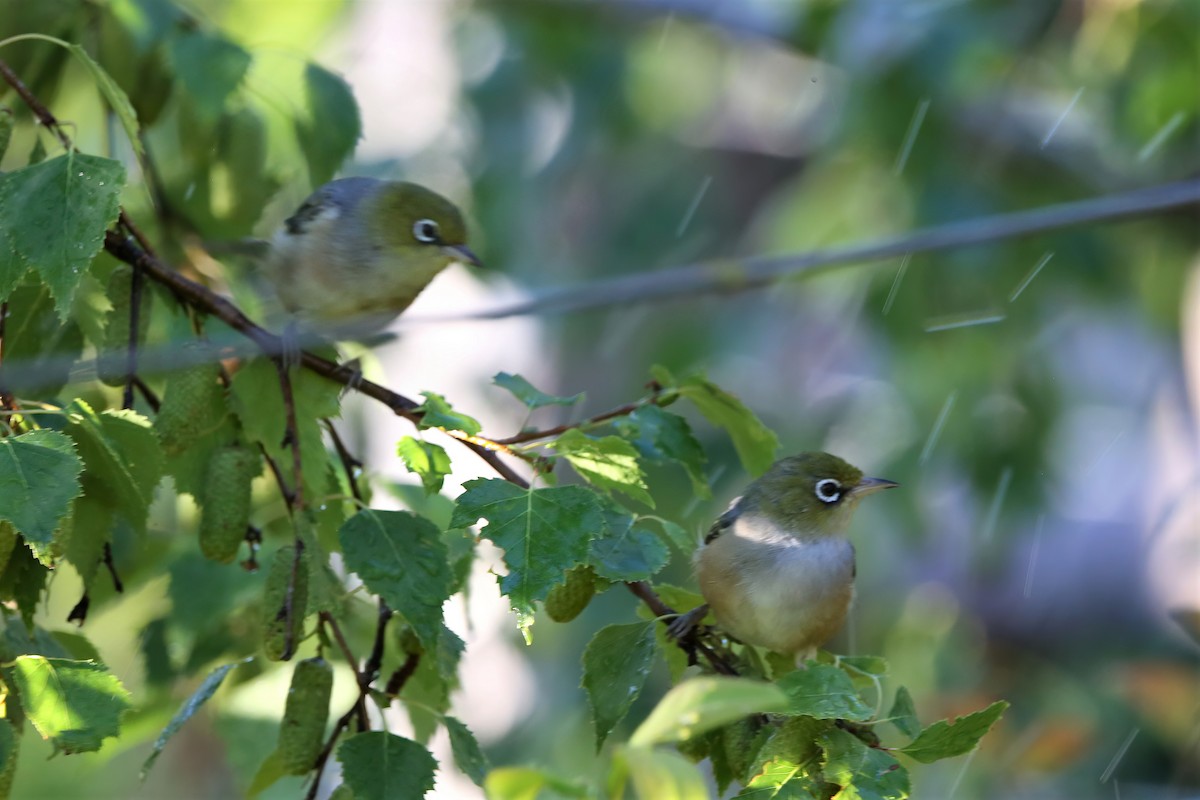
[443,244,483,268]
[851,476,900,497]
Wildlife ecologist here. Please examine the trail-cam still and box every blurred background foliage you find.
[0,0,1197,798]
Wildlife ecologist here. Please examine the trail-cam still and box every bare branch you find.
[407,179,1200,322]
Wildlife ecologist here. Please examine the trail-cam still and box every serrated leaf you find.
[11,656,131,754]
[887,687,920,739]
[630,677,788,747]
[621,745,709,800]
[296,62,361,186]
[167,30,251,120]
[898,700,1008,763]
[0,154,126,317]
[66,42,142,157]
[656,367,778,477]
[738,716,827,799]
[588,503,669,582]
[64,401,163,533]
[493,372,583,409]
[142,659,244,776]
[399,624,463,744]
[553,429,653,506]
[417,391,481,436]
[450,479,602,638]
[582,623,657,749]
[396,436,452,495]
[776,665,873,721]
[618,405,710,497]
[338,731,436,800]
[0,542,48,628]
[0,430,83,560]
[820,727,910,800]
[338,510,451,651]
[445,715,489,786]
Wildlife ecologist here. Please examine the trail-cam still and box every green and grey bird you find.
[675,452,898,665]
[263,177,481,337]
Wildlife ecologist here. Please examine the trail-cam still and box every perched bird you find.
[673,452,898,666]
[262,177,481,339]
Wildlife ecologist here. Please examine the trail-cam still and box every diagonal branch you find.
[405,178,1200,322]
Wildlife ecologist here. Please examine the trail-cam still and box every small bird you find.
[262,177,481,339]
[673,452,898,666]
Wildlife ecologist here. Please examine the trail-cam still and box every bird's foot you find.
[666,604,709,643]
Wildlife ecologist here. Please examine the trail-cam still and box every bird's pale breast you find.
[695,515,856,658]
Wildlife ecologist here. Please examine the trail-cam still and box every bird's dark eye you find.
[413,219,440,243]
[814,478,841,504]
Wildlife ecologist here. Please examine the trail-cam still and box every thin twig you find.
[404,179,1200,322]
[324,419,364,504]
[495,388,669,445]
[121,264,145,410]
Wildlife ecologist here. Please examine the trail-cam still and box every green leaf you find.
[738,716,827,799]
[838,655,888,680]
[229,357,342,501]
[493,372,583,409]
[0,282,83,398]
[776,665,873,722]
[898,700,1008,763]
[338,731,436,800]
[630,677,788,747]
[621,745,709,800]
[484,767,592,800]
[618,405,710,497]
[0,430,83,560]
[11,656,131,754]
[338,510,452,651]
[445,715,489,786]
[64,401,163,533]
[450,479,602,638]
[0,542,49,628]
[552,429,653,506]
[398,625,463,744]
[295,62,361,186]
[588,503,669,582]
[820,727,910,800]
[642,517,695,555]
[655,367,779,476]
[417,391,482,436]
[887,687,920,739]
[167,30,251,120]
[142,660,244,777]
[66,42,142,157]
[396,436,452,495]
[247,749,285,798]
[582,623,657,749]
[0,154,126,316]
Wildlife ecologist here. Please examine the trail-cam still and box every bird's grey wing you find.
[704,496,743,544]
[283,178,376,235]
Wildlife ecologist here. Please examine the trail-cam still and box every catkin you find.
[262,545,308,662]
[544,565,596,623]
[278,657,332,775]
[198,445,258,563]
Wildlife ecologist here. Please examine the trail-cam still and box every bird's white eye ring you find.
[413,219,440,243]
[814,478,841,504]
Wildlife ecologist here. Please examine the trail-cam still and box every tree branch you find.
[406,179,1200,322]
